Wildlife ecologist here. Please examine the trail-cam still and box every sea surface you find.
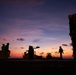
[0,59,76,75]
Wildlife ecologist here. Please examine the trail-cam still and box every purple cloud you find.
[62,44,68,46]
[17,38,25,41]
[33,39,40,43]
[20,47,24,49]
[3,38,7,41]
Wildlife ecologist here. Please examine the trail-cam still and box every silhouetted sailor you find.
[59,46,63,59]
[5,43,10,51]
[1,44,5,51]
[0,43,10,59]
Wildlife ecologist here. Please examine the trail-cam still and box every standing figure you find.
[1,44,5,51]
[5,43,9,51]
[4,43,10,57]
[59,46,63,59]
[0,43,10,59]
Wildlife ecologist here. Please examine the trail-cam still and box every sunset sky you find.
[0,0,76,59]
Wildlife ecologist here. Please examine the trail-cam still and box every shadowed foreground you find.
[0,59,76,75]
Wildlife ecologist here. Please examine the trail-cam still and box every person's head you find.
[2,44,5,46]
[59,46,61,48]
[7,43,9,45]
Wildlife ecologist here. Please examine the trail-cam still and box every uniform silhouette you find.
[59,46,63,59]
[68,14,76,59]
[5,43,10,51]
[1,44,5,51]
[28,45,34,59]
[0,43,10,59]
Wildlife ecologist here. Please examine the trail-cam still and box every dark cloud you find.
[3,38,7,41]
[20,47,24,49]
[17,38,25,41]
[33,39,40,43]
[62,44,68,46]
[36,46,40,48]
[34,46,40,49]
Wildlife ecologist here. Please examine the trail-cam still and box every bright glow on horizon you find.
[0,0,76,59]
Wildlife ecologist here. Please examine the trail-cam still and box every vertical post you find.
[28,45,34,59]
